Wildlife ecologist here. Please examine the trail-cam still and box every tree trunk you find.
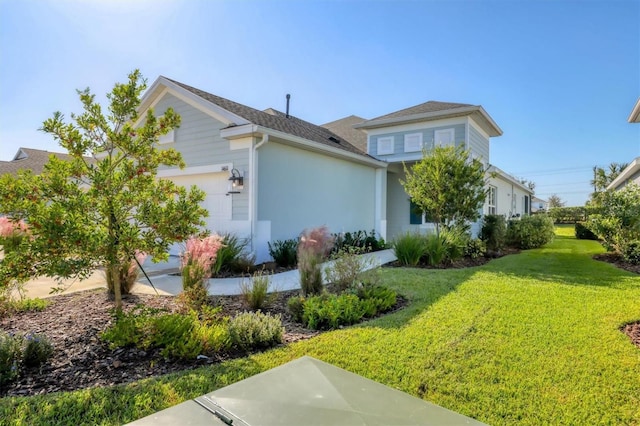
[111,263,122,311]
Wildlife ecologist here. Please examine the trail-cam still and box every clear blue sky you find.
[1,0,639,206]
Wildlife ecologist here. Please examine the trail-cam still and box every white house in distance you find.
[606,97,640,192]
[531,196,548,213]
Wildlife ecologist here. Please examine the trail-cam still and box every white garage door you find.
[168,171,232,237]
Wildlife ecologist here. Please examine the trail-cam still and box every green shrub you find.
[332,230,386,254]
[228,311,283,350]
[0,332,22,385]
[268,239,298,268]
[575,222,598,240]
[287,296,306,323]
[239,271,271,310]
[324,247,379,292]
[423,233,447,266]
[480,214,507,252]
[353,283,397,317]
[506,214,555,249]
[101,305,161,348]
[464,238,486,259]
[621,240,640,264]
[22,333,54,368]
[211,233,251,275]
[393,232,425,266]
[440,227,467,262]
[302,293,365,330]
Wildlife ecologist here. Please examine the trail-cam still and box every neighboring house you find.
[486,165,533,219]
[0,147,76,176]
[531,196,548,213]
[606,99,640,191]
[607,157,640,191]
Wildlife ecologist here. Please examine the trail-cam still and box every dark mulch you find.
[0,289,319,398]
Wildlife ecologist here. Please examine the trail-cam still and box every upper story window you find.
[487,186,497,215]
[377,136,394,155]
[404,133,423,152]
[434,128,454,147]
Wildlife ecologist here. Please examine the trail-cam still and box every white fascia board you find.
[607,157,640,190]
[137,77,250,127]
[468,115,491,140]
[157,163,233,178]
[220,124,260,139]
[365,117,468,137]
[257,127,388,168]
[628,98,640,123]
[487,165,532,194]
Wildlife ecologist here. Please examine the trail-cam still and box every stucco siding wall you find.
[369,124,466,162]
[152,93,250,220]
[488,176,530,218]
[618,170,640,190]
[257,142,377,242]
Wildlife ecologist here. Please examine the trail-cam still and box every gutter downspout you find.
[250,134,269,255]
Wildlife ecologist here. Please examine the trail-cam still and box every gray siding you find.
[369,124,466,162]
[153,93,250,220]
[468,125,490,163]
[258,141,377,241]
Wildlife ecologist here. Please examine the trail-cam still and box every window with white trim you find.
[404,133,423,152]
[487,186,497,215]
[376,136,394,155]
[434,128,454,147]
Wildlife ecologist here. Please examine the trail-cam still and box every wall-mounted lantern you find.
[227,168,244,195]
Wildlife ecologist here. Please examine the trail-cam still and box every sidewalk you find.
[19,249,397,299]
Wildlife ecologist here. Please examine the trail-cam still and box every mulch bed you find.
[1,250,639,398]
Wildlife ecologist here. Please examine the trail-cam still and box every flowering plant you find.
[298,226,334,296]
[181,235,224,289]
[0,217,29,253]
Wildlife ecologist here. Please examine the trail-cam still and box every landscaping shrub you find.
[575,222,598,240]
[268,239,298,268]
[324,247,379,292]
[423,233,447,266]
[332,230,386,254]
[180,235,224,310]
[106,251,147,295]
[228,311,283,350]
[301,293,365,330]
[0,332,23,385]
[0,217,29,253]
[287,295,306,323]
[211,233,251,275]
[392,232,425,266]
[480,214,507,252]
[621,240,640,264]
[464,238,486,259]
[21,333,54,368]
[239,271,271,310]
[298,226,334,296]
[101,305,231,360]
[506,214,555,249]
[440,227,467,263]
[352,283,397,317]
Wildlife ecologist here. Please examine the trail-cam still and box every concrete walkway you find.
[19,249,398,299]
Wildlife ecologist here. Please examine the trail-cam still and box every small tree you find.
[547,194,565,208]
[401,145,486,235]
[0,70,208,310]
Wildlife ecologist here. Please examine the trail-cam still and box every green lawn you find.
[2,228,640,425]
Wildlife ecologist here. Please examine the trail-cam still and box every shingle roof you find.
[370,101,475,121]
[0,148,76,175]
[163,78,370,158]
[321,115,368,154]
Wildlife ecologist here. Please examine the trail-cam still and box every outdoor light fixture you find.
[227,168,244,195]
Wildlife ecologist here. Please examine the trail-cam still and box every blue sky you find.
[1,0,638,206]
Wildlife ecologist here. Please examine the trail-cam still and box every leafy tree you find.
[547,194,565,208]
[590,162,628,203]
[519,178,536,192]
[0,70,208,310]
[401,145,486,235]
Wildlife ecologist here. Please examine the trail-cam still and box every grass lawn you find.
[2,226,639,425]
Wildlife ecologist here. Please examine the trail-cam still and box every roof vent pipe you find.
[286,94,291,118]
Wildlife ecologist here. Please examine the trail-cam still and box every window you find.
[409,199,435,224]
[487,186,497,215]
[523,195,530,215]
[404,133,423,152]
[434,128,454,147]
[376,136,394,155]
